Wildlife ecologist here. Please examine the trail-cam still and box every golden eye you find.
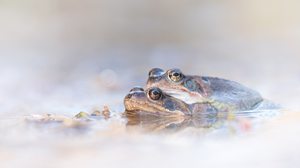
[148,88,162,100]
[168,69,183,82]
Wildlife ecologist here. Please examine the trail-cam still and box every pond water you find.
[1,61,299,168]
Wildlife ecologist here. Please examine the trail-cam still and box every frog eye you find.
[148,68,165,78]
[148,88,163,100]
[168,69,184,82]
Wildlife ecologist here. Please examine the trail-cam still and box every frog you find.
[146,68,265,112]
[124,86,280,132]
[124,86,222,116]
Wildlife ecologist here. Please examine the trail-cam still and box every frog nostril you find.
[126,93,133,99]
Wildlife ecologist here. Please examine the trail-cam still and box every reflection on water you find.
[23,108,281,135]
[125,108,281,133]
[21,108,277,134]
[0,105,295,168]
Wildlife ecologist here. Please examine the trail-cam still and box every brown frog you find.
[123,86,279,132]
[123,87,241,131]
[124,87,221,116]
[146,68,264,111]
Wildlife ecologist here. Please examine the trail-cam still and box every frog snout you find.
[125,92,145,99]
[125,93,133,99]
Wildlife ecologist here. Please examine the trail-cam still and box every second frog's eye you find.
[148,88,163,100]
[168,69,183,82]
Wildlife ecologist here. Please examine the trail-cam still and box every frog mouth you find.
[124,98,185,116]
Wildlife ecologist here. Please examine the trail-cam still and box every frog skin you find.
[146,68,264,111]
[124,87,221,116]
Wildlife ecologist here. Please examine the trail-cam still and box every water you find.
[1,56,300,168]
[1,109,298,168]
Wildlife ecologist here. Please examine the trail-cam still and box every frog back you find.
[202,76,264,111]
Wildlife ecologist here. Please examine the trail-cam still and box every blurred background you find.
[1,0,300,168]
[1,0,300,114]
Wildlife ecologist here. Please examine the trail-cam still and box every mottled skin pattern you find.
[146,68,264,111]
[124,87,221,116]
